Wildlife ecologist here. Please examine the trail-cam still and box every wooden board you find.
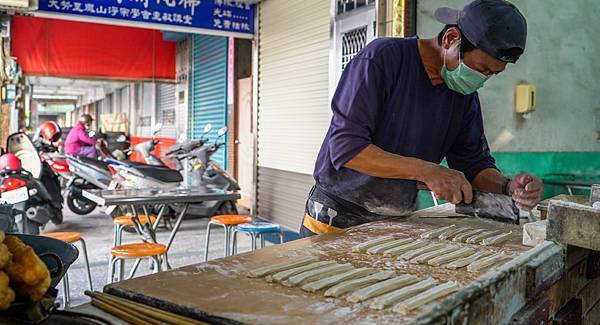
[105,207,528,325]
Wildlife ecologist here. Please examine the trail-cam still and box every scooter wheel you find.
[66,193,97,215]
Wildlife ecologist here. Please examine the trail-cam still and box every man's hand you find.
[508,173,543,211]
[421,164,473,205]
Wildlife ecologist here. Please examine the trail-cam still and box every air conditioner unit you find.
[0,0,37,11]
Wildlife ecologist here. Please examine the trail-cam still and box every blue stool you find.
[232,222,284,254]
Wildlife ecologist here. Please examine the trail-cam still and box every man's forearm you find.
[344,144,431,180]
[472,168,508,194]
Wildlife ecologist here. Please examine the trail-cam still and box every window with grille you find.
[337,0,370,15]
[341,26,368,71]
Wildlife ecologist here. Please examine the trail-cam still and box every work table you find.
[99,204,566,324]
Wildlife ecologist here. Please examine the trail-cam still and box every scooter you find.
[164,123,213,171]
[109,126,239,216]
[35,140,72,188]
[0,133,63,234]
[64,137,127,215]
[132,123,166,166]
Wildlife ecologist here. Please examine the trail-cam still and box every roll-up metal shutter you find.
[157,83,177,139]
[189,35,228,168]
[256,0,331,229]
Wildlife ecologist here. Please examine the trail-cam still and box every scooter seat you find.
[135,166,183,183]
[77,157,110,171]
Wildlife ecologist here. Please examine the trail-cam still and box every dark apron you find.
[299,185,389,238]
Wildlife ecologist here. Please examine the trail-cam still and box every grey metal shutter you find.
[256,0,331,229]
[188,35,228,168]
[157,83,177,139]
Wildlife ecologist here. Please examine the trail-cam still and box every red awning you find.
[12,15,176,81]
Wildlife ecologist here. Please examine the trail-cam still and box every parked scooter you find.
[164,123,213,171]
[33,121,72,187]
[64,136,127,215]
[132,123,166,166]
[110,126,239,216]
[0,133,63,234]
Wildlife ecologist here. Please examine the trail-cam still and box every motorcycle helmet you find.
[0,153,22,172]
[38,121,62,143]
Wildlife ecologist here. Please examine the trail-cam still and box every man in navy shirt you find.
[300,0,543,237]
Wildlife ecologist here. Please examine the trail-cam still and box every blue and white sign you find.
[38,0,255,35]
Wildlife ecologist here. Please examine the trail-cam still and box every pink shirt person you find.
[64,122,97,157]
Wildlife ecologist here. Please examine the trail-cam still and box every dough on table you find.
[467,252,510,272]
[346,274,419,303]
[481,231,513,246]
[324,271,395,298]
[247,256,318,278]
[352,236,395,253]
[428,247,476,267]
[367,238,414,255]
[370,277,438,310]
[465,230,503,244]
[382,240,427,257]
[267,261,335,283]
[283,263,354,287]
[453,229,486,242]
[392,281,460,314]
[410,246,461,264]
[444,251,494,269]
[439,227,471,240]
[421,225,456,239]
[399,244,446,261]
[302,267,376,292]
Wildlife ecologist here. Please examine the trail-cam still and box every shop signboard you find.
[36,0,255,37]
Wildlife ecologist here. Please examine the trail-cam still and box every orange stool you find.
[112,214,156,247]
[203,215,252,262]
[42,232,93,308]
[108,243,167,283]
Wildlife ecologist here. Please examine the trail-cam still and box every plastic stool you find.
[112,214,156,246]
[42,232,93,308]
[108,243,167,284]
[232,221,284,254]
[203,215,251,262]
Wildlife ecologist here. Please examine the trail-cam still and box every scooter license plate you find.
[0,187,29,204]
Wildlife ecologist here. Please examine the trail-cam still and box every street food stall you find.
[74,187,600,324]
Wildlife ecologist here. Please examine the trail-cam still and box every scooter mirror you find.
[203,124,212,133]
[217,127,228,137]
[116,135,127,142]
[88,131,96,138]
[152,123,163,134]
[177,134,187,143]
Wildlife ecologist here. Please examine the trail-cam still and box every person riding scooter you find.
[64,114,97,158]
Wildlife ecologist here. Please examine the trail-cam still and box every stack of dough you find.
[421,225,513,246]
[350,236,511,271]
[247,257,461,313]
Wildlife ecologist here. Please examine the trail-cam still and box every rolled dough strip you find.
[301,267,376,292]
[369,277,438,310]
[420,225,456,239]
[444,251,494,269]
[247,256,318,278]
[481,231,513,246]
[438,227,471,240]
[399,244,446,261]
[267,261,335,283]
[392,281,460,314]
[382,240,427,257]
[283,263,354,287]
[324,271,395,298]
[367,238,414,255]
[346,274,420,303]
[428,247,475,267]
[410,246,461,264]
[453,229,486,242]
[352,236,395,253]
[465,230,503,244]
[467,252,510,272]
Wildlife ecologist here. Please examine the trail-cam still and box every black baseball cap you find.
[435,0,527,63]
